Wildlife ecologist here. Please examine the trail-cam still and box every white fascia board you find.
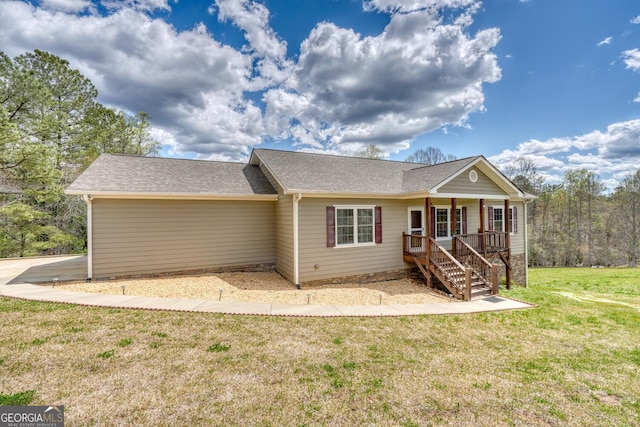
[64,190,278,201]
[281,190,515,200]
[283,190,406,199]
[428,192,510,200]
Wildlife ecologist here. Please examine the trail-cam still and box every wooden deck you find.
[403,233,507,301]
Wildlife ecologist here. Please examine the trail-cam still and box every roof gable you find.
[400,157,481,194]
[431,156,524,197]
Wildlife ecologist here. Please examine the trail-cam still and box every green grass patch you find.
[0,267,638,425]
[118,338,133,347]
[207,343,230,353]
[0,390,36,406]
[97,349,115,359]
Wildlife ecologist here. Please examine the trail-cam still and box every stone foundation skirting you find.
[303,269,415,287]
[494,253,526,286]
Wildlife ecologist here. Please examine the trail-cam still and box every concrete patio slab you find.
[334,304,405,316]
[270,303,345,317]
[192,300,273,315]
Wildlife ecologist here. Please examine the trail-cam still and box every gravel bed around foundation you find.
[56,272,448,306]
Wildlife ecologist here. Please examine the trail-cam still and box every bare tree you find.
[405,147,456,164]
[360,144,384,159]
[503,156,544,195]
[613,170,640,267]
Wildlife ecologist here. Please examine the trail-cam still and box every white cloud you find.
[632,15,640,24]
[634,92,640,103]
[489,119,640,191]
[623,48,640,72]
[101,0,173,13]
[0,0,501,158]
[267,6,501,153]
[363,0,478,14]
[39,0,92,13]
[597,36,612,46]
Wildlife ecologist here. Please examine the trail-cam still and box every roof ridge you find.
[99,153,246,165]
[253,147,419,165]
[404,155,482,172]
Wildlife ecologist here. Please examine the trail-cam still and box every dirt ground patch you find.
[56,272,447,305]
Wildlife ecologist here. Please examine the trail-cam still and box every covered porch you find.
[402,197,514,301]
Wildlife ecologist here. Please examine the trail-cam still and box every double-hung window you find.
[435,208,449,238]
[328,206,382,247]
[489,206,517,234]
[336,207,373,245]
[432,207,465,239]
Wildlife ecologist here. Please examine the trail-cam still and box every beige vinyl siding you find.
[297,198,411,282]
[439,167,507,196]
[275,195,294,282]
[91,199,276,278]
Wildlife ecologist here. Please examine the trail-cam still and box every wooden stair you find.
[404,234,495,301]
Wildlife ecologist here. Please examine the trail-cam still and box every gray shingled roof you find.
[401,156,481,194]
[66,154,277,196]
[67,149,523,199]
[251,148,482,195]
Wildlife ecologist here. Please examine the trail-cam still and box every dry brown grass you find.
[56,272,447,305]
[2,268,639,426]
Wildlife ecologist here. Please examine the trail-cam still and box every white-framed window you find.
[489,206,517,234]
[334,206,376,247]
[433,207,464,239]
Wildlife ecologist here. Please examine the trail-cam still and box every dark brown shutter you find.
[375,206,382,244]
[430,207,436,237]
[326,206,335,247]
[513,206,518,234]
[488,207,494,231]
[462,206,467,234]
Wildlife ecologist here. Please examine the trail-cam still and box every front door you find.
[408,207,425,253]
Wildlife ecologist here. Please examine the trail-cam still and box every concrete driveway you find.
[0,255,87,285]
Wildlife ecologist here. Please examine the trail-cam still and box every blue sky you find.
[1,0,639,190]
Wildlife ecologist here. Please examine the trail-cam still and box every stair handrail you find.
[454,236,498,294]
[430,237,466,271]
[429,237,470,295]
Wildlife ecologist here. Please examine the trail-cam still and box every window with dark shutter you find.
[326,206,335,247]
[375,206,382,244]
[462,206,468,234]
[488,207,494,231]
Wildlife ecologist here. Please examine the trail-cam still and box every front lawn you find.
[1,268,638,425]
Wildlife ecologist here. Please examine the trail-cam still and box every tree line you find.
[1,50,159,257]
[505,157,640,268]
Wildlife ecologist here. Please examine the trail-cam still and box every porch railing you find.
[457,231,508,253]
